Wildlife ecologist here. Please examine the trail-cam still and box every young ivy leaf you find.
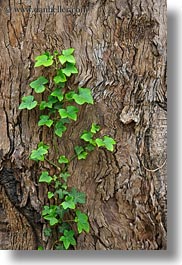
[62,48,75,56]
[59,229,76,250]
[30,146,48,161]
[55,120,67,137]
[51,88,64,102]
[39,171,52,184]
[74,145,88,160]
[58,54,76,65]
[53,70,67,84]
[59,106,79,121]
[60,172,71,182]
[48,191,54,199]
[69,188,86,204]
[75,210,90,234]
[58,155,69,164]
[61,196,75,210]
[95,138,105,148]
[30,76,48,93]
[44,216,59,226]
[80,131,95,145]
[103,136,116,152]
[91,123,100,134]
[19,95,37,110]
[38,115,53,128]
[62,63,78,77]
[35,53,54,67]
[39,95,58,110]
[72,87,94,105]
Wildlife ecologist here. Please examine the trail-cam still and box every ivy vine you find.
[19,48,116,250]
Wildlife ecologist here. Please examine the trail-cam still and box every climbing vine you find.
[19,48,116,250]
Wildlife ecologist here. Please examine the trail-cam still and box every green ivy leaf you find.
[65,91,76,101]
[53,70,67,84]
[60,172,71,182]
[19,95,37,110]
[61,196,75,209]
[62,48,75,56]
[75,210,90,234]
[95,138,105,147]
[38,142,49,150]
[69,188,86,204]
[30,76,48,93]
[39,171,52,184]
[85,144,95,152]
[38,246,44,251]
[72,87,94,105]
[35,53,54,67]
[48,191,54,199]
[51,88,64,102]
[55,120,67,137]
[44,216,59,226]
[80,131,95,145]
[38,115,53,128]
[103,136,116,151]
[39,96,58,110]
[74,145,88,159]
[30,146,48,161]
[58,155,69,164]
[44,227,52,237]
[58,55,76,65]
[62,63,78,77]
[91,123,100,134]
[59,229,76,250]
[59,106,79,121]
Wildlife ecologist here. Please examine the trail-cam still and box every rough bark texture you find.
[0,0,167,250]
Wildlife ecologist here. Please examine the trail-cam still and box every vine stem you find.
[45,158,61,171]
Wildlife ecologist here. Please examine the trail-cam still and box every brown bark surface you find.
[0,0,167,250]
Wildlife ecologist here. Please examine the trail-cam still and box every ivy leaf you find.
[38,142,49,150]
[60,172,71,182]
[19,95,37,110]
[40,96,58,110]
[80,131,95,145]
[75,210,90,234]
[38,115,53,128]
[59,106,79,121]
[65,91,76,101]
[38,246,44,251]
[103,136,116,151]
[58,55,76,65]
[58,155,69,164]
[61,196,75,209]
[53,70,67,84]
[55,120,67,137]
[51,88,64,102]
[74,146,88,160]
[48,191,54,199]
[44,227,52,237]
[30,146,48,161]
[62,63,78,77]
[30,76,48,93]
[44,216,59,226]
[62,48,75,56]
[59,229,76,250]
[91,123,100,134]
[35,53,54,67]
[39,171,52,184]
[72,87,93,105]
[85,144,95,152]
[95,138,105,148]
[69,188,86,204]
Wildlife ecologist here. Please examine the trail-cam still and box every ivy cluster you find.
[19,48,116,250]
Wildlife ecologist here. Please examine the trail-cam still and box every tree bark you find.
[0,0,167,250]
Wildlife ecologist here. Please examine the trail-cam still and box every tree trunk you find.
[0,0,167,250]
